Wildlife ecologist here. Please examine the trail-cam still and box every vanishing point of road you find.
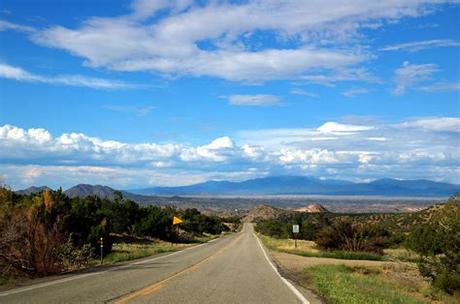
[0,224,310,303]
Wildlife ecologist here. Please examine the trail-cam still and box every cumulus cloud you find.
[2,0,451,82]
[2,116,459,188]
[392,61,439,95]
[0,63,135,89]
[228,95,281,106]
[380,39,460,52]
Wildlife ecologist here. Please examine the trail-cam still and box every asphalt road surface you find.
[0,224,309,303]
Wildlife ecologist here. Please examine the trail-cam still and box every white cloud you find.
[0,20,35,33]
[1,117,459,188]
[300,68,378,86]
[367,137,388,141]
[103,104,155,116]
[317,122,374,134]
[398,117,460,132]
[16,0,454,82]
[24,167,42,183]
[380,39,460,52]
[228,94,281,106]
[417,82,460,92]
[341,88,369,97]
[0,63,135,89]
[290,88,319,98]
[392,61,439,95]
[130,0,193,20]
[278,148,341,165]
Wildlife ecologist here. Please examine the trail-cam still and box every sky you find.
[0,0,459,190]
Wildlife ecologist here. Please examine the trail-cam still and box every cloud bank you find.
[1,117,459,189]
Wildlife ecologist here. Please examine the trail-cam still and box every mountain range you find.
[15,176,460,198]
[130,176,460,197]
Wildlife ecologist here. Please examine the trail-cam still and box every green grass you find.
[187,233,220,244]
[383,248,420,262]
[258,233,383,261]
[305,265,429,304]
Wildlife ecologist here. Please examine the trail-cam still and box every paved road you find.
[0,224,309,303]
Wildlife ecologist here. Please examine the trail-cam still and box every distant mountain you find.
[63,184,154,203]
[64,184,118,199]
[131,176,460,197]
[15,186,52,195]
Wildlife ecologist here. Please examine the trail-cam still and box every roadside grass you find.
[187,233,220,244]
[304,264,459,304]
[91,240,193,266]
[0,274,16,286]
[258,234,383,261]
[305,264,426,304]
[384,248,420,262]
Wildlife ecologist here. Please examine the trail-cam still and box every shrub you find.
[406,195,460,294]
[56,234,93,270]
[254,219,289,239]
[315,218,388,254]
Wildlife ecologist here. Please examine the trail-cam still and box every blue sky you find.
[0,0,459,190]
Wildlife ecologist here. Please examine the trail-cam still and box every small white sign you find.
[292,224,299,234]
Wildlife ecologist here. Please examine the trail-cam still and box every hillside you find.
[131,176,460,196]
[295,203,329,213]
[15,186,52,195]
[243,204,290,222]
[62,184,157,203]
[64,184,117,199]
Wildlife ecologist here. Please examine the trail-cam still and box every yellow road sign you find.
[172,216,183,225]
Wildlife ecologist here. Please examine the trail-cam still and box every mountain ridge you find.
[15,176,460,199]
[130,176,460,197]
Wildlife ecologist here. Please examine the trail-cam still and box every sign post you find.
[292,225,299,248]
[172,216,183,245]
[100,237,104,265]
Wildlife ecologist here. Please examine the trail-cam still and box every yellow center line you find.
[113,233,244,304]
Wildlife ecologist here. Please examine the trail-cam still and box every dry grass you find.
[264,236,319,253]
[384,248,420,262]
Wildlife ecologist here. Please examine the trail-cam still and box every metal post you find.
[100,237,103,265]
[176,225,179,245]
[295,237,297,248]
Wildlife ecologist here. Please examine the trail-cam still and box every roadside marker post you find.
[100,237,104,265]
[172,216,184,245]
[292,225,299,248]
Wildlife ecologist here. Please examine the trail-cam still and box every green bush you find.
[315,218,388,254]
[406,195,460,294]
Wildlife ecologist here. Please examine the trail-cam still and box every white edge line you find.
[0,240,212,297]
[254,233,310,304]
